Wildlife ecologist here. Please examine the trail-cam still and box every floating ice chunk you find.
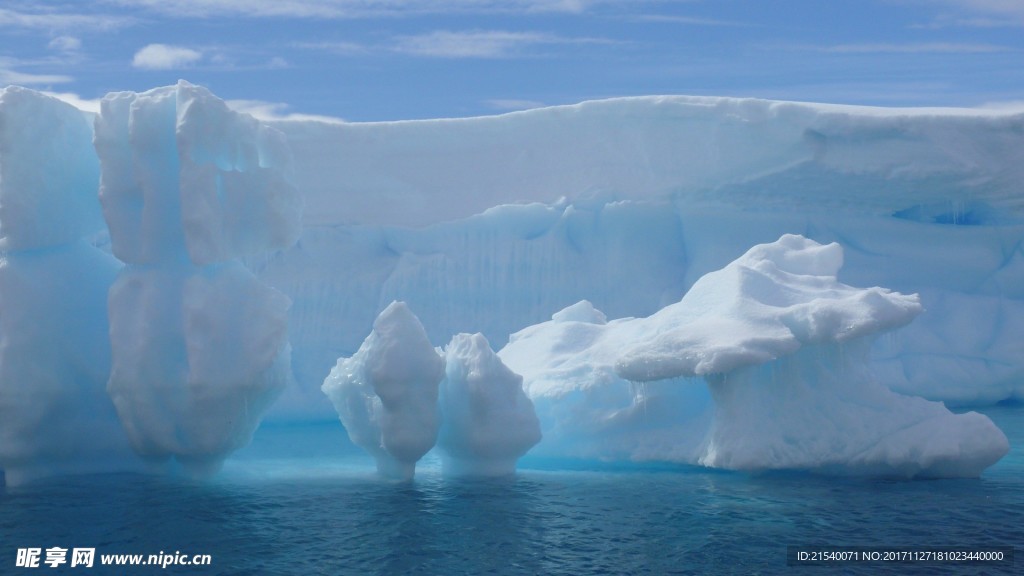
[321,302,444,480]
[0,87,103,250]
[438,333,540,476]
[106,262,291,476]
[93,80,301,266]
[501,235,1009,477]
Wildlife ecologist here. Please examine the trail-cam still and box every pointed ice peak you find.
[322,301,444,480]
[552,300,607,324]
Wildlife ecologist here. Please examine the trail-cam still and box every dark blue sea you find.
[3,404,1022,576]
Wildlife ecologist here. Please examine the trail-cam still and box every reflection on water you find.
[1,408,1021,575]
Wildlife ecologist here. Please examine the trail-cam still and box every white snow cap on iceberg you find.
[438,333,541,476]
[322,301,444,480]
[614,234,923,381]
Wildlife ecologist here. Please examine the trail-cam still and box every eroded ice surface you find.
[438,333,540,476]
[500,235,1009,477]
[322,302,444,480]
[96,82,297,477]
[257,97,1024,418]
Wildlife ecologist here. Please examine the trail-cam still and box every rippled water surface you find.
[3,405,1022,575]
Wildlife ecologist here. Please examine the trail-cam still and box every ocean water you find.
[2,405,1022,576]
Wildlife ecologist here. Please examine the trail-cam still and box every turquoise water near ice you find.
[2,405,1022,575]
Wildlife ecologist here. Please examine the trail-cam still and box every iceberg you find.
[0,81,1020,482]
[501,235,1009,477]
[0,88,139,485]
[258,97,1024,417]
[96,82,298,477]
[438,333,541,476]
[321,302,444,480]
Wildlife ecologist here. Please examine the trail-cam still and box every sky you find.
[1,0,1023,122]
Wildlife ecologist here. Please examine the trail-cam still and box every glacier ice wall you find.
[1,82,1022,481]
[0,88,138,485]
[255,97,1024,417]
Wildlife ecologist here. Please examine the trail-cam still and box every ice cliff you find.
[0,82,1020,482]
[261,97,1024,418]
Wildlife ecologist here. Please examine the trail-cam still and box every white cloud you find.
[823,42,1010,54]
[48,36,82,52]
[942,0,1024,20]
[395,30,549,58]
[0,7,132,30]
[132,44,204,70]
[294,41,368,56]
[394,29,610,58]
[0,69,73,86]
[42,91,103,114]
[914,1,1024,28]
[266,56,290,69]
[226,99,346,124]
[102,0,631,19]
[631,14,749,27]
[0,58,73,85]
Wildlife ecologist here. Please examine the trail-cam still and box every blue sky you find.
[1,0,1023,121]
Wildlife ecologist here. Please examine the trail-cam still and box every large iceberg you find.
[258,97,1024,418]
[0,81,1021,482]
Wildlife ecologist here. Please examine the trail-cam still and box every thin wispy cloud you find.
[132,44,204,70]
[0,61,73,86]
[394,29,612,58]
[942,0,1024,22]
[42,90,103,114]
[631,14,749,27]
[823,42,1010,54]
[0,7,133,30]
[226,99,346,124]
[48,36,82,53]
[101,0,636,19]
[293,41,368,56]
[912,0,1024,28]
[395,30,552,58]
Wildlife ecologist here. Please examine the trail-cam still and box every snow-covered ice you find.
[502,235,1008,477]
[259,96,1024,416]
[0,82,1021,482]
